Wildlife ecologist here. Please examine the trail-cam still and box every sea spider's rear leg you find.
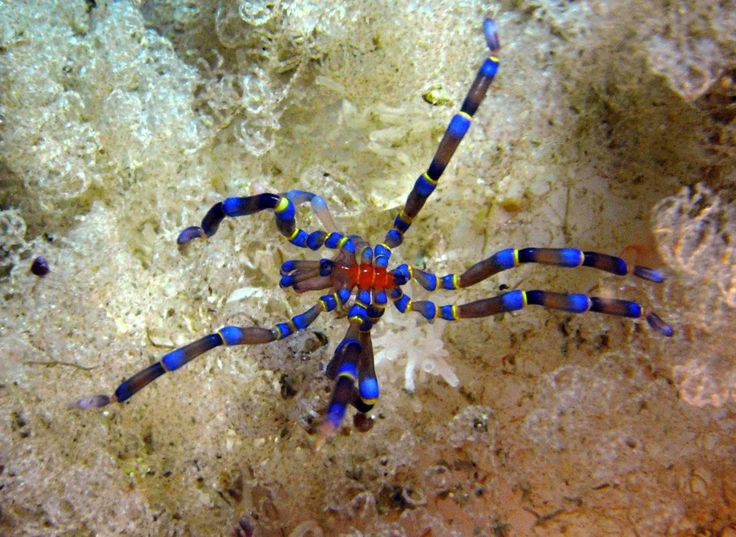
[390,247,673,336]
[74,290,350,409]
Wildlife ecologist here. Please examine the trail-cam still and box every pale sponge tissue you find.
[373,308,458,393]
[654,183,736,407]
[1,0,735,535]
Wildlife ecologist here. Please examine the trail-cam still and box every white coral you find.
[373,307,458,392]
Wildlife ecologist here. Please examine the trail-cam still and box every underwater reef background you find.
[1,0,735,535]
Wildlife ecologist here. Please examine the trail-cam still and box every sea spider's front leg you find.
[382,19,500,251]
[177,190,338,250]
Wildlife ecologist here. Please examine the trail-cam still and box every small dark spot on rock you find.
[31,256,50,276]
[353,412,374,432]
[279,374,297,399]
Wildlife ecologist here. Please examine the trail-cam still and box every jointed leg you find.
[389,286,673,336]
[177,190,343,251]
[393,247,666,291]
[317,319,382,446]
[74,291,350,410]
[384,19,500,249]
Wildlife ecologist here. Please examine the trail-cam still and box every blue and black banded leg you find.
[74,291,351,410]
[392,248,673,336]
[384,19,500,248]
[176,192,338,251]
[177,193,282,245]
[349,301,386,432]
[73,326,277,410]
[399,289,673,336]
[396,248,667,292]
[317,323,362,448]
[438,248,667,288]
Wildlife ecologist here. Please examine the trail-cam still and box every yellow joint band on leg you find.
[513,248,520,267]
[217,329,229,346]
[275,197,290,213]
[521,290,528,306]
[422,171,438,185]
[288,227,301,241]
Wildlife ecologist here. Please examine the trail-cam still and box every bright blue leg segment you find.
[323,376,353,430]
[447,113,471,139]
[581,251,627,276]
[389,288,412,314]
[317,325,364,444]
[373,243,392,268]
[519,247,583,267]
[411,267,438,291]
[589,297,641,318]
[410,300,438,320]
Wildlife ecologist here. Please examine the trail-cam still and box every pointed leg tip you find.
[646,312,674,337]
[176,226,206,248]
[72,394,112,410]
[633,265,666,284]
[483,18,500,52]
[313,421,338,451]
